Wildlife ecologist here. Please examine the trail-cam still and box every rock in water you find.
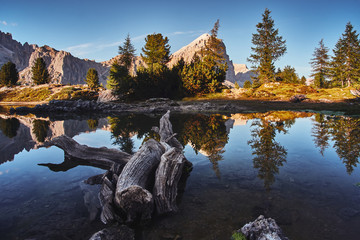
[89,225,134,240]
[240,215,289,240]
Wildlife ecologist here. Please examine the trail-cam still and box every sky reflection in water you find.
[0,112,360,240]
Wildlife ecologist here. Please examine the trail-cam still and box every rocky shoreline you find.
[8,98,360,117]
[10,98,245,116]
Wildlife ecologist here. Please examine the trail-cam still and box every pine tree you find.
[141,33,170,71]
[200,19,226,63]
[248,8,287,84]
[0,61,18,86]
[280,65,299,83]
[300,76,307,85]
[243,80,252,89]
[310,39,330,88]
[85,68,99,89]
[182,20,227,95]
[32,57,49,85]
[106,60,133,96]
[118,34,136,72]
[330,22,360,87]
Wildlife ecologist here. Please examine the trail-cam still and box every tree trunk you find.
[43,135,131,170]
[114,139,164,223]
[153,147,187,214]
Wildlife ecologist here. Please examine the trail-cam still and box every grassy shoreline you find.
[1,83,360,115]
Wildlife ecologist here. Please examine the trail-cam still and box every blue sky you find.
[1,0,359,78]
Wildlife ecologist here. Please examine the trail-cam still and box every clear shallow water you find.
[0,112,360,239]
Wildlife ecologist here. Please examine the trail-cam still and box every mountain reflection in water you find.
[0,111,360,239]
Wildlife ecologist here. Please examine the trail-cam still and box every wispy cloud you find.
[0,20,18,26]
[170,30,206,37]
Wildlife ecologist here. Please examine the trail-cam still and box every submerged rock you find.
[89,225,134,240]
[239,215,289,240]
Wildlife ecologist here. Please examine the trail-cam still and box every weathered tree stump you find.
[153,147,187,214]
[114,139,164,223]
[42,135,130,170]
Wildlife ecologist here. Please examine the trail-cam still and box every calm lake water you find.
[0,111,360,240]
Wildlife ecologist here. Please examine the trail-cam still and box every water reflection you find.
[32,119,50,142]
[177,114,228,178]
[108,114,160,154]
[248,119,289,189]
[0,117,20,138]
[312,114,360,174]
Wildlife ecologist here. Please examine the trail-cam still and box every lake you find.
[0,111,360,240]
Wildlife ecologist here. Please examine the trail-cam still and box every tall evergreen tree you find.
[118,34,136,72]
[141,33,170,71]
[248,8,287,84]
[85,68,99,89]
[330,22,360,87]
[310,39,330,88]
[106,60,133,96]
[0,61,18,86]
[182,20,228,95]
[32,57,49,85]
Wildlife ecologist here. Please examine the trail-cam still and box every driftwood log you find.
[41,135,131,170]
[40,110,192,226]
[114,139,164,223]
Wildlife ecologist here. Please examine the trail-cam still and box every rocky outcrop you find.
[0,31,109,86]
[239,215,289,240]
[1,30,252,87]
[168,33,252,86]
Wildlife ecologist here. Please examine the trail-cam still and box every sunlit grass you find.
[0,84,98,102]
[184,83,358,102]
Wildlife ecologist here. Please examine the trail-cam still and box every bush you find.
[0,61,18,86]
[243,80,252,89]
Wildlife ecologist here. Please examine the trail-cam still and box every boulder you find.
[240,215,289,240]
[98,90,119,102]
[289,94,306,103]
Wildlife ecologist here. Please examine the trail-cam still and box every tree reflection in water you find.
[177,114,229,178]
[32,119,50,142]
[312,114,360,174]
[248,119,291,190]
[108,114,159,154]
[0,117,20,138]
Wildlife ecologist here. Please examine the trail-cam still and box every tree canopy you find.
[85,68,100,89]
[330,22,360,87]
[182,20,227,95]
[310,39,330,88]
[248,8,287,84]
[31,57,49,85]
[141,33,170,71]
[118,34,136,72]
[0,61,18,87]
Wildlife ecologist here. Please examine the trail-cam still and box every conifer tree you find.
[300,76,307,85]
[141,33,170,71]
[32,57,49,85]
[330,22,360,87]
[310,39,330,88]
[0,61,18,86]
[248,9,287,84]
[182,20,227,95]
[118,34,136,72]
[106,60,133,96]
[85,68,99,89]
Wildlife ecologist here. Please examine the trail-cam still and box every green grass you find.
[185,83,357,102]
[0,85,99,102]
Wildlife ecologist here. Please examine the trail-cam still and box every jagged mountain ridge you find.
[0,31,251,86]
